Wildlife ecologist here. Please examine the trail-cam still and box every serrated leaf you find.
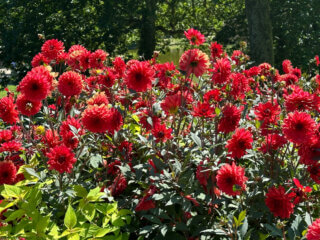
[64,205,77,229]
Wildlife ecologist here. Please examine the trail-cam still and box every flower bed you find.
[0,29,320,239]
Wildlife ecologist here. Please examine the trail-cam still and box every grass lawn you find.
[0,85,16,98]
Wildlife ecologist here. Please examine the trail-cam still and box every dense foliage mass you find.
[1,30,320,239]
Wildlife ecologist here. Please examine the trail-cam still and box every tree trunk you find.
[138,0,157,60]
[245,0,274,65]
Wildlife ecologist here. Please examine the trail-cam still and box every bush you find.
[0,30,320,239]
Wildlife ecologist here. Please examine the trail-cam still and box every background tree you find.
[245,0,274,65]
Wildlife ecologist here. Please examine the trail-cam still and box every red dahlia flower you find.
[210,42,224,61]
[18,71,50,101]
[0,161,17,185]
[285,88,316,112]
[282,59,293,74]
[161,93,182,115]
[308,163,320,184]
[280,73,299,86]
[292,178,312,204]
[58,71,83,96]
[0,141,23,153]
[124,61,155,92]
[41,39,65,60]
[113,57,126,79]
[46,145,77,173]
[179,49,209,77]
[226,128,253,159]
[259,134,287,153]
[298,140,320,165]
[192,102,215,118]
[265,185,295,219]
[216,162,248,196]
[155,62,177,89]
[109,174,127,197]
[98,69,116,88]
[16,94,42,116]
[0,130,13,143]
[87,92,109,106]
[306,218,320,240]
[211,58,231,85]
[0,96,19,124]
[282,111,316,145]
[89,49,108,69]
[315,56,320,67]
[184,28,205,46]
[218,104,242,133]
[229,73,250,100]
[254,100,280,123]
[151,123,173,143]
[203,89,221,103]
[31,53,49,67]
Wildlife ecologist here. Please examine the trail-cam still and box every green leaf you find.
[82,203,96,222]
[5,209,25,222]
[89,154,103,168]
[74,185,88,198]
[67,233,80,240]
[24,167,41,179]
[64,205,77,230]
[3,184,22,199]
[190,132,201,148]
[36,215,50,234]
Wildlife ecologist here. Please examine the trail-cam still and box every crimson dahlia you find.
[184,28,205,46]
[216,162,247,196]
[265,186,295,219]
[306,218,320,240]
[282,111,316,145]
[0,161,17,185]
[226,128,253,159]
[179,49,209,77]
[16,94,42,116]
[124,61,155,92]
[46,145,76,174]
[41,39,65,61]
[0,96,19,124]
[58,71,83,96]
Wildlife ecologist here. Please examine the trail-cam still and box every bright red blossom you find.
[265,186,295,219]
[41,39,64,60]
[0,96,19,124]
[211,58,231,84]
[218,105,242,133]
[16,94,42,116]
[282,111,316,145]
[179,49,209,77]
[46,145,77,173]
[0,161,17,185]
[124,61,155,92]
[151,123,173,143]
[306,218,320,240]
[216,162,248,196]
[192,102,215,118]
[58,71,83,96]
[184,28,205,46]
[226,128,253,159]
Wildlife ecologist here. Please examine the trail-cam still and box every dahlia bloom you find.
[0,141,23,153]
[285,88,316,112]
[254,101,280,123]
[259,134,287,153]
[98,69,116,88]
[124,61,155,92]
[58,71,83,96]
[109,174,127,197]
[280,73,299,86]
[229,73,250,100]
[292,178,312,204]
[89,49,108,69]
[113,57,126,79]
[282,111,316,145]
[184,28,205,46]
[46,145,77,173]
[155,62,177,89]
[82,105,122,134]
[0,161,17,185]
[161,93,182,115]
[226,128,253,159]
[265,186,295,219]
[216,162,248,196]
[0,96,19,124]
[18,71,50,101]
[87,92,109,106]
[282,59,293,74]
[0,130,13,143]
[31,53,49,67]
[16,94,42,116]
[192,102,215,118]
[60,117,84,137]
[218,104,242,133]
[151,123,173,143]
[308,163,320,184]
[210,42,224,61]
[203,89,221,103]
[306,218,320,240]
[179,49,209,77]
[298,140,320,165]
[41,39,65,60]
[211,58,231,84]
